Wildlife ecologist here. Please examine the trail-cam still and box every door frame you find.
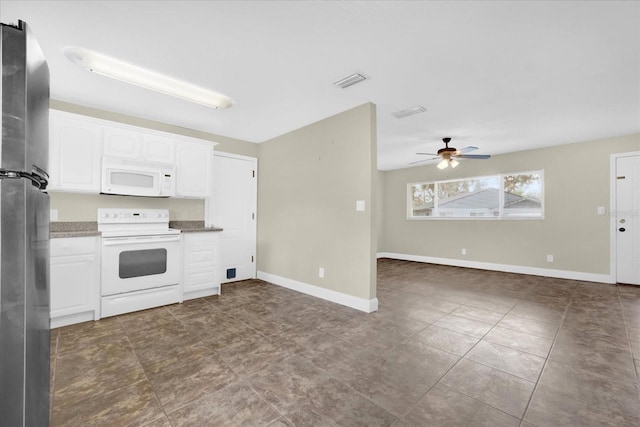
[609,150,640,284]
[209,151,258,279]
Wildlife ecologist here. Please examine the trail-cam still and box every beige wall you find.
[49,100,257,221]
[50,193,204,222]
[380,133,640,275]
[257,103,377,300]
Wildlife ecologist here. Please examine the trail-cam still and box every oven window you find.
[111,171,154,188]
[119,249,167,278]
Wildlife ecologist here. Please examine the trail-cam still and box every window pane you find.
[437,177,500,217]
[409,183,435,217]
[503,173,543,217]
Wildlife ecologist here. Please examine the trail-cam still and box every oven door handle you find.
[102,236,181,246]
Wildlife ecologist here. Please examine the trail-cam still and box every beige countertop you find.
[50,222,100,238]
[49,220,222,238]
[169,221,223,233]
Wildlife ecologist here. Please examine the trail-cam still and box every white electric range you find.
[98,208,182,317]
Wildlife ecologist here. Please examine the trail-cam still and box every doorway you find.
[612,152,640,285]
[212,153,258,283]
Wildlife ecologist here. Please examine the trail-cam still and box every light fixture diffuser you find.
[63,47,234,109]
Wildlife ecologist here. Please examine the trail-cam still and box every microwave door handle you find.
[102,236,181,246]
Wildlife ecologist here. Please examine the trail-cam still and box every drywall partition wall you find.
[257,103,378,312]
[379,133,640,282]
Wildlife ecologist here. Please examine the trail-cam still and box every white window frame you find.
[407,170,545,221]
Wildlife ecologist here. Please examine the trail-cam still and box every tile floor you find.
[49,259,640,426]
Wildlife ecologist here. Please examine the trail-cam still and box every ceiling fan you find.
[412,137,491,169]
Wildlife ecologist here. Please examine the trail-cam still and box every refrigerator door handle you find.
[0,169,48,189]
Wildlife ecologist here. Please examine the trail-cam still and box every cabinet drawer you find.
[51,236,97,257]
[184,269,218,291]
[183,232,218,246]
[184,246,217,269]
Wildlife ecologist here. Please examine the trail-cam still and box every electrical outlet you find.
[319,267,325,278]
[547,254,554,263]
[461,248,467,255]
[597,206,606,216]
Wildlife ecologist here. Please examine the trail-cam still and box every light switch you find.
[356,200,365,211]
[50,209,58,221]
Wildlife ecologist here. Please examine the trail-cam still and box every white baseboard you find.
[377,252,615,284]
[256,271,378,313]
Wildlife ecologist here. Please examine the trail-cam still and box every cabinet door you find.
[49,112,102,192]
[103,126,143,159]
[176,141,212,198]
[50,253,96,318]
[182,233,220,293]
[143,134,175,163]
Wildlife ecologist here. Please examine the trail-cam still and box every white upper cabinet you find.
[49,110,103,193]
[142,134,176,163]
[104,125,175,163]
[176,140,213,198]
[49,110,214,197]
[103,126,143,159]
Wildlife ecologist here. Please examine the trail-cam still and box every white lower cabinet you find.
[182,232,221,300]
[50,236,100,328]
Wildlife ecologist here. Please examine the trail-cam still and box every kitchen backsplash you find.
[49,192,204,222]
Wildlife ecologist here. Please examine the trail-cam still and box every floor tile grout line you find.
[392,301,520,423]
[518,283,576,424]
[117,315,174,427]
[615,285,640,385]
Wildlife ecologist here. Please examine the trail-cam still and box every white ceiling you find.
[2,1,639,170]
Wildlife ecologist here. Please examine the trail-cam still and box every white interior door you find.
[616,154,640,285]
[213,153,257,282]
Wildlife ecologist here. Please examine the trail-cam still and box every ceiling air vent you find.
[333,73,367,89]
[392,106,427,119]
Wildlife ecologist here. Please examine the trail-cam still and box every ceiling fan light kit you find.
[415,137,491,169]
[63,47,234,109]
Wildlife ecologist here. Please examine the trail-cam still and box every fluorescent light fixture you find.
[333,73,367,89]
[63,47,234,109]
[392,105,427,119]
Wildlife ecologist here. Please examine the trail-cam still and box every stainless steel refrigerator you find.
[0,20,51,426]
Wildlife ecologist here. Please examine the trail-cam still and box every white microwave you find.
[101,156,176,197]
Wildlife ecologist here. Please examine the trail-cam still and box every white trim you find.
[50,311,96,329]
[257,271,378,313]
[377,252,615,284]
[214,151,258,162]
[610,151,640,285]
[183,287,221,301]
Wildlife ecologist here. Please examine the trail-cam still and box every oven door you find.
[101,234,181,296]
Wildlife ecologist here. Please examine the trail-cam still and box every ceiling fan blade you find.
[455,154,491,159]
[457,146,478,154]
[416,152,438,156]
[409,159,433,165]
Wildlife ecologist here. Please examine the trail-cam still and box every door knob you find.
[619,227,626,232]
